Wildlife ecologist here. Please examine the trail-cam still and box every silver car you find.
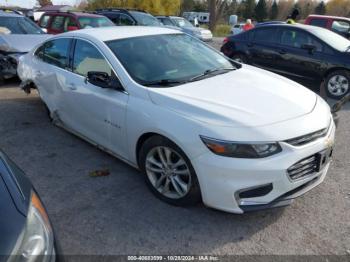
[0,11,50,82]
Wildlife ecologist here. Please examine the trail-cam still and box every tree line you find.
[36,0,350,29]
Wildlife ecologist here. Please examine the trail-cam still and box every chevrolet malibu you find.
[18,27,336,214]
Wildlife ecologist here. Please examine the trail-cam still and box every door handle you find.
[279,49,287,55]
[67,83,77,91]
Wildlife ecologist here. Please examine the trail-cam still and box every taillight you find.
[223,37,229,44]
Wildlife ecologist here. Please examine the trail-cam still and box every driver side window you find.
[73,40,112,77]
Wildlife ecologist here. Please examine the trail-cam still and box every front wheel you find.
[139,136,201,206]
[325,70,350,99]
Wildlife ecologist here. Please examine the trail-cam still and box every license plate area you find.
[316,148,333,172]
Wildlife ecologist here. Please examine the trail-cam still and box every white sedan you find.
[18,26,336,214]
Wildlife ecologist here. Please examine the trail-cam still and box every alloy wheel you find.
[327,75,349,97]
[145,146,191,199]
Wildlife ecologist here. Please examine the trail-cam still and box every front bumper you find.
[192,120,336,214]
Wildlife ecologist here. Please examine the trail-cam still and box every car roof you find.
[256,23,323,31]
[308,14,350,21]
[156,16,182,19]
[43,11,104,18]
[62,26,182,41]
[0,11,23,18]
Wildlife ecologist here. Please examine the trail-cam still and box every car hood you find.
[148,65,317,128]
[0,34,51,53]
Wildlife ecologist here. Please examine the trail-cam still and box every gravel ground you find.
[0,40,349,257]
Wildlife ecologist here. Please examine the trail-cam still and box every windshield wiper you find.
[143,79,188,87]
[189,68,235,82]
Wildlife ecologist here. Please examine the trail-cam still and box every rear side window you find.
[119,14,135,25]
[64,17,78,31]
[39,15,50,28]
[309,18,328,28]
[51,16,65,30]
[73,39,112,77]
[160,18,173,26]
[252,28,278,43]
[332,20,350,34]
[36,38,71,69]
[280,29,323,52]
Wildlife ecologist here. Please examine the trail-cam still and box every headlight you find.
[200,136,282,158]
[10,191,55,262]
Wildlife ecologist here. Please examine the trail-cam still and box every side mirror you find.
[301,44,316,54]
[86,71,123,91]
[67,25,79,31]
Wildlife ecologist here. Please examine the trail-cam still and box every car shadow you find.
[0,87,287,255]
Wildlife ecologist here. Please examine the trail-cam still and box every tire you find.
[232,54,248,64]
[139,135,201,206]
[325,70,350,99]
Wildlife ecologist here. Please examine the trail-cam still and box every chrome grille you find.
[288,155,318,180]
[285,127,329,146]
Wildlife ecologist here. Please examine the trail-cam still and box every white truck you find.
[183,12,210,24]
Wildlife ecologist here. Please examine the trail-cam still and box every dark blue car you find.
[0,150,58,261]
[221,24,350,99]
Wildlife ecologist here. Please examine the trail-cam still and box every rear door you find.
[246,27,281,71]
[275,28,326,87]
[32,38,72,114]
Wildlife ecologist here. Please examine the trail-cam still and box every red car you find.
[38,11,114,34]
[305,15,350,39]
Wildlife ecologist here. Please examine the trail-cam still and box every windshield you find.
[0,16,43,34]
[311,27,350,52]
[78,17,114,29]
[106,34,235,86]
[173,18,193,28]
[130,11,162,26]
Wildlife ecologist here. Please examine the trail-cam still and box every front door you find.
[61,39,129,156]
[246,27,281,72]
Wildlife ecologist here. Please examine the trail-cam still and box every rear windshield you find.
[310,26,350,52]
[0,16,44,34]
[129,11,162,26]
[78,16,114,29]
[173,18,193,28]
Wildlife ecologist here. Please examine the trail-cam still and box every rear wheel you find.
[139,136,201,206]
[325,70,350,99]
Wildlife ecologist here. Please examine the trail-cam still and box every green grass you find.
[201,24,231,37]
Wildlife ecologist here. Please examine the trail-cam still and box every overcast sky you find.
[0,0,80,8]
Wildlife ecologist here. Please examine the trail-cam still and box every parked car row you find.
[34,8,213,41]
[222,23,350,99]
